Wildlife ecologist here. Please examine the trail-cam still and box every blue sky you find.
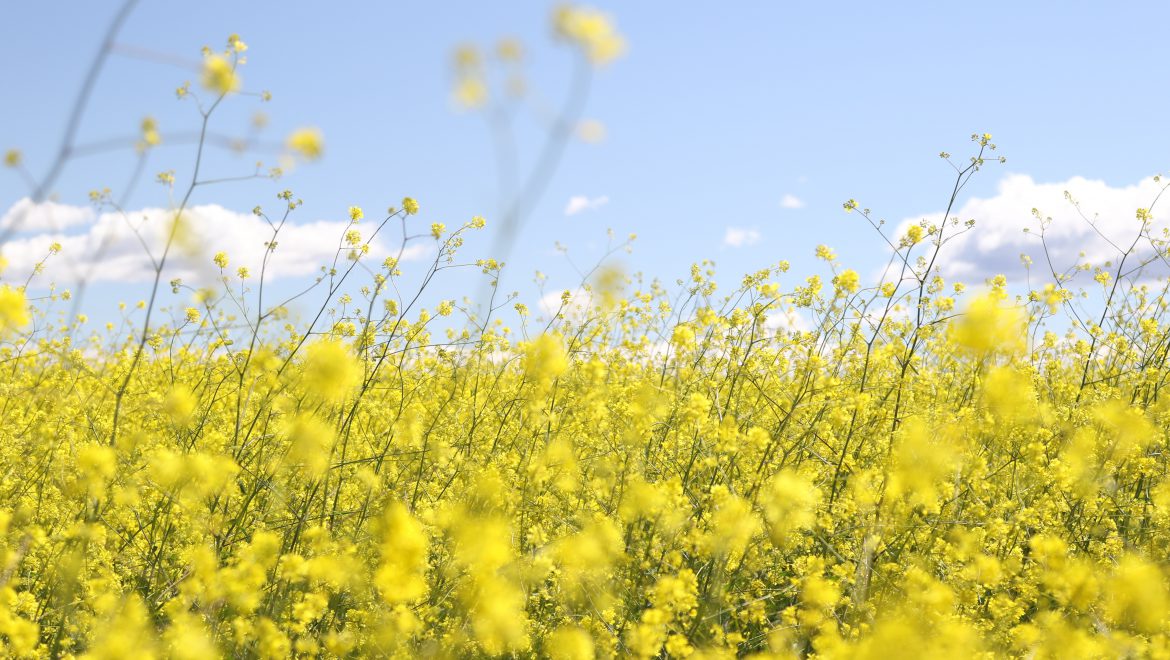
[3,2,1169,326]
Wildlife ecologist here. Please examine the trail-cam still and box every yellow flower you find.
[0,285,30,333]
[834,269,860,294]
[496,37,524,62]
[762,469,821,545]
[452,43,481,70]
[142,115,160,144]
[453,76,488,109]
[375,503,429,604]
[282,413,336,477]
[546,626,594,660]
[227,33,248,52]
[886,418,960,512]
[950,291,1025,354]
[402,197,420,215]
[526,333,568,382]
[1104,555,1170,634]
[553,4,626,65]
[163,385,197,426]
[577,119,607,143]
[286,127,324,160]
[301,340,362,402]
[201,54,240,95]
[705,490,760,559]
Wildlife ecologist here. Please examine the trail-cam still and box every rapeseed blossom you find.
[834,268,860,294]
[300,340,362,402]
[200,54,239,95]
[6,13,1170,660]
[286,127,324,160]
[951,290,1025,354]
[3,198,1170,656]
[0,285,29,333]
[375,504,429,604]
[553,4,625,64]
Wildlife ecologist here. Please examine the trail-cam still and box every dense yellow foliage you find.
[7,8,1170,659]
[2,216,1170,658]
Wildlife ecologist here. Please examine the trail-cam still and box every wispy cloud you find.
[564,195,609,216]
[780,194,805,209]
[2,198,95,231]
[0,201,429,286]
[764,306,808,333]
[723,227,761,248]
[893,173,1170,281]
[538,286,592,319]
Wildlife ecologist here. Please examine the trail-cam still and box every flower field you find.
[5,5,1170,660]
[4,185,1170,657]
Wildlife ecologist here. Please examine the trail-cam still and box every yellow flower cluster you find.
[553,4,626,65]
[8,15,1170,660]
[0,230,1167,657]
[449,3,624,112]
[201,55,239,96]
[285,127,324,161]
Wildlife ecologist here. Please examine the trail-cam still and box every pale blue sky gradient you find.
[2,2,1168,320]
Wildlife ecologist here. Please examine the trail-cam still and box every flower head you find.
[286,127,324,161]
[0,286,30,334]
[553,4,626,65]
[201,54,240,95]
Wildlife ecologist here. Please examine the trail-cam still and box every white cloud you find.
[780,194,805,209]
[0,201,429,286]
[564,195,609,216]
[2,198,94,232]
[764,306,808,333]
[723,227,761,248]
[895,173,1170,282]
[538,286,593,319]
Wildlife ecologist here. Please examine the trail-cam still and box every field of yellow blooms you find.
[5,6,1170,659]
[4,181,1170,657]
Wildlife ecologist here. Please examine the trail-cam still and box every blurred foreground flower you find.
[286,127,325,161]
[553,4,626,64]
[201,54,240,95]
[0,285,29,334]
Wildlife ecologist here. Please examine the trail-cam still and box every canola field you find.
[3,197,1170,658]
[5,7,1170,660]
